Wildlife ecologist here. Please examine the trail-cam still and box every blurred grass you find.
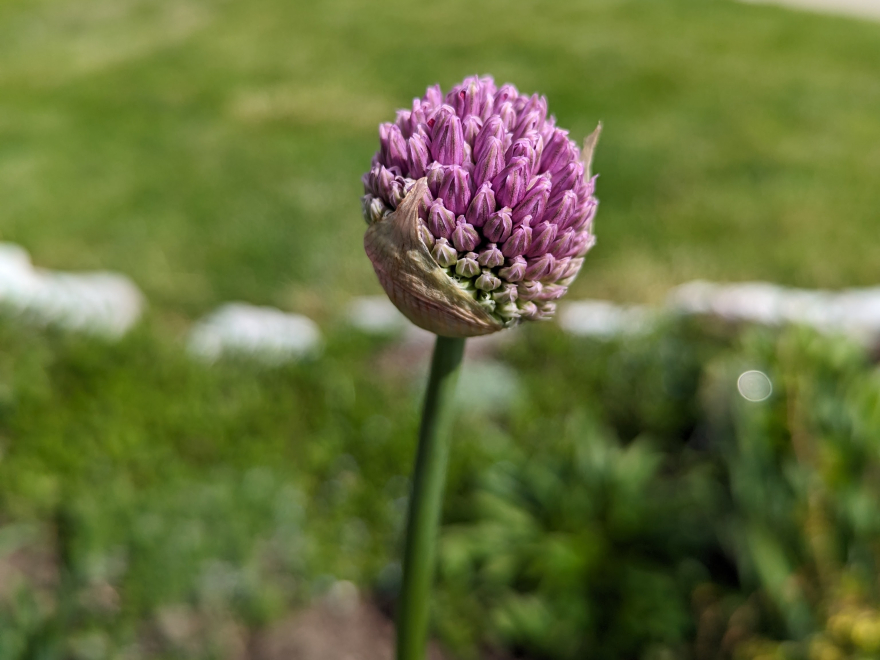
[2,0,880,321]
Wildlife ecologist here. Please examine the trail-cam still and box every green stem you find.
[396,335,466,660]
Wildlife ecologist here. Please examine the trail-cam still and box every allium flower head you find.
[363,75,600,337]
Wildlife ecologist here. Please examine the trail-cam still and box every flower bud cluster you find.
[362,75,598,325]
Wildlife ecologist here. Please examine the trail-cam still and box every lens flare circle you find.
[737,370,773,402]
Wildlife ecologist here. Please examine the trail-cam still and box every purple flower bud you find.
[501,223,532,258]
[462,115,483,146]
[474,136,505,189]
[569,198,598,232]
[560,257,584,284]
[410,99,429,126]
[412,122,430,143]
[517,281,542,301]
[497,102,516,131]
[426,163,445,197]
[507,138,538,177]
[462,142,474,172]
[417,187,434,220]
[474,116,504,162]
[547,257,570,282]
[521,94,548,124]
[418,220,435,249]
[511,110,541,144]
[429,105,464,166]
[362,195,387,224]
[477,243,504,268]
[549,162,584,205]
[565,231,595,258]
[484,207,513,243]
[380,123,408,171]
[524,253,555,280]
[466,182,495,227]
[539,128,572,174]
[407,134,430,179]
[518,300,539,319]
[475,269,501,291]
[388,178,406,208]
[423,84,442,107]
[455,252,480,278]
[498,256,526,282]
[584,174,598,197]
[447,77,484,118]
[492,283,518,303]
[452,217,480,252]
[370,164,395,200]
[437,166,472,216]
[545,190,577,229]
[496,301,519,319]
[549,229,574,259]
[428,200,456,239]
[539,115,556,145]
[477,76,497,115]
[431,237,458,268]
[512,175,551,226]
[535,284,565,302]
[396,110,413,138]
[493,83,519,112]
[492,157,530,209]
[525,221,557,257]
[531,133,545,171]
[536,302,557,319]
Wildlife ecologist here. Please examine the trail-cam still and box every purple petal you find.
[492,157,530,208]
[525,221,557,258]
[437,166,472,216]
[539,128,572,174]
[429,105,464,166]
[428,199,456,240]
[484,207,513,243]
[549,229,574,259]
[498,256,526,282]
[452,217,480,252]
[407,135,430,179]
[462,115,483,147]
[426,163,445,197]
[474,136,505,189]
[546,190,578,229]
[477,243,505,268]
[501,224,533,258]
[548,161,584,204]
[474,116,505,162]
[492,84,519,112]
[524,253,555,280]
[512,175,551,227]
[466,182,495,227]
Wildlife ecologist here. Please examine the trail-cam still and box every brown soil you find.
[254,597,449,660]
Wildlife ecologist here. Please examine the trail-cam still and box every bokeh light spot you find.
[737,370,773,402]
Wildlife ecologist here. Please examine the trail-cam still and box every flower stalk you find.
[396,335,466,660]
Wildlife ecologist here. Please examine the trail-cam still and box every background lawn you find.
[1,0,880,321]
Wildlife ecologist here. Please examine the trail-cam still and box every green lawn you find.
[1,0,879,322]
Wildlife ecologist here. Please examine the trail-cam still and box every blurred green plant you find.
[4,317,880,659]
[438,413,723,659]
